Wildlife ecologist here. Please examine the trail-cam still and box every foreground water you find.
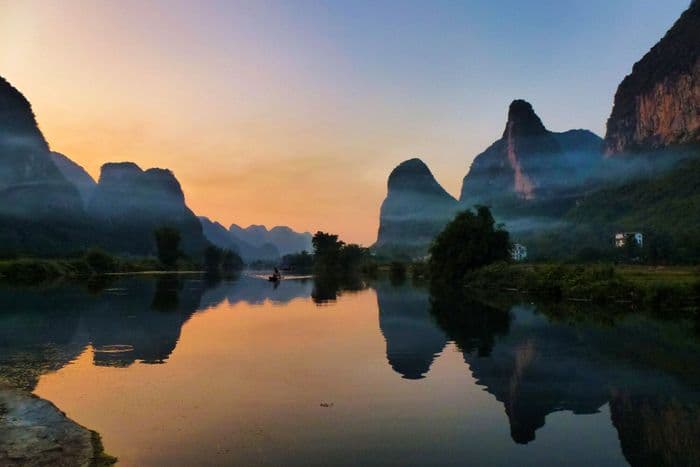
[1,275,699,466]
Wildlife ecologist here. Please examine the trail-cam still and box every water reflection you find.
[375,281,447,379]
[0,274,313,388]
[0,275,698,466]
[311,274,368,304]
[429,289,700,466]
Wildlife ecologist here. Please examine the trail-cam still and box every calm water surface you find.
[1,275,699,466]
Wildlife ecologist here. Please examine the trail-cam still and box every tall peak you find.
[387,158,440,192]
[505,100,547,136]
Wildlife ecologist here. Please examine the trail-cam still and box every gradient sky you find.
[0,0,690,244]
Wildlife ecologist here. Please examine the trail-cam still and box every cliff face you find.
[375,158,458,254]
[605,2,700,154]
[460,100,602,205]
[0,76,83,218]
[89,163,207,256]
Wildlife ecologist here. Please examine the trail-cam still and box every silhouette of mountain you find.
[374,158,458,256]
[375,281,448,379]
[200,216,280,262]
[605,1,699,154]
[88,162,207,257]
[460,100,602,205]
[0,75,90,255]
[0,76,84,220]
[49,151,96,207]
[229,223,311,257]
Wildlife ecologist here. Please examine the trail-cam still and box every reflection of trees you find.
[311,274,367,304]
[150,275,183,312]
[429,287,511,357]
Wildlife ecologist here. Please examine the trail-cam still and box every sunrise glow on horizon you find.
[0,0,688,244]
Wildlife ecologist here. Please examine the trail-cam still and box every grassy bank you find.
[0,251,197,284]
[464,263,700,314]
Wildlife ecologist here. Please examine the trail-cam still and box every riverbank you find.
[0,384,115,466]
[0,254,198,284]
[463,263,700,314]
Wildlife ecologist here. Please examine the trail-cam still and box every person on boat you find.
[271,267,281,281]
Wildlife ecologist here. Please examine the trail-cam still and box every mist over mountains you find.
[375,158,458,256]
[0,76,84,221]
[459,100,603,204]
[0,2,697,262]
[376,1,699,260]
[49,151,96,207]
[0,74,306,261]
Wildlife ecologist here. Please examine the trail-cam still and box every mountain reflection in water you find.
[0,275,698,466]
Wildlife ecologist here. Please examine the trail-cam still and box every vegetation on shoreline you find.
[0,228,244,284]
[428,206,510,285]
[311,231,375,275]
[464,262,700,314]
[412,206,700,316]
[0,253,188,284]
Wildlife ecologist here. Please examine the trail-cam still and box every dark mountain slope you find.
[375,158,458,256]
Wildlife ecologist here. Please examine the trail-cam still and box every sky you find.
[0,0,691,245]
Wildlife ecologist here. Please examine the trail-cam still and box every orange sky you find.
[0,1,685,244]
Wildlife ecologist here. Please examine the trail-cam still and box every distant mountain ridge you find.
[228,223,312,257]
[199,217,280,262]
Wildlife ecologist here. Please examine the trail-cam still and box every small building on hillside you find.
[614,232,644,248]
[511,243,528,261]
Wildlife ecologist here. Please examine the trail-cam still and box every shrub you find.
[429,206,510,285]
[84,248,118,274]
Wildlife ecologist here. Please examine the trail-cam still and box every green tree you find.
[429,206,510,285]
[312,231,344,270]
[338,243,369,272]
[281,250,314,272]
[154,227,181,269]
